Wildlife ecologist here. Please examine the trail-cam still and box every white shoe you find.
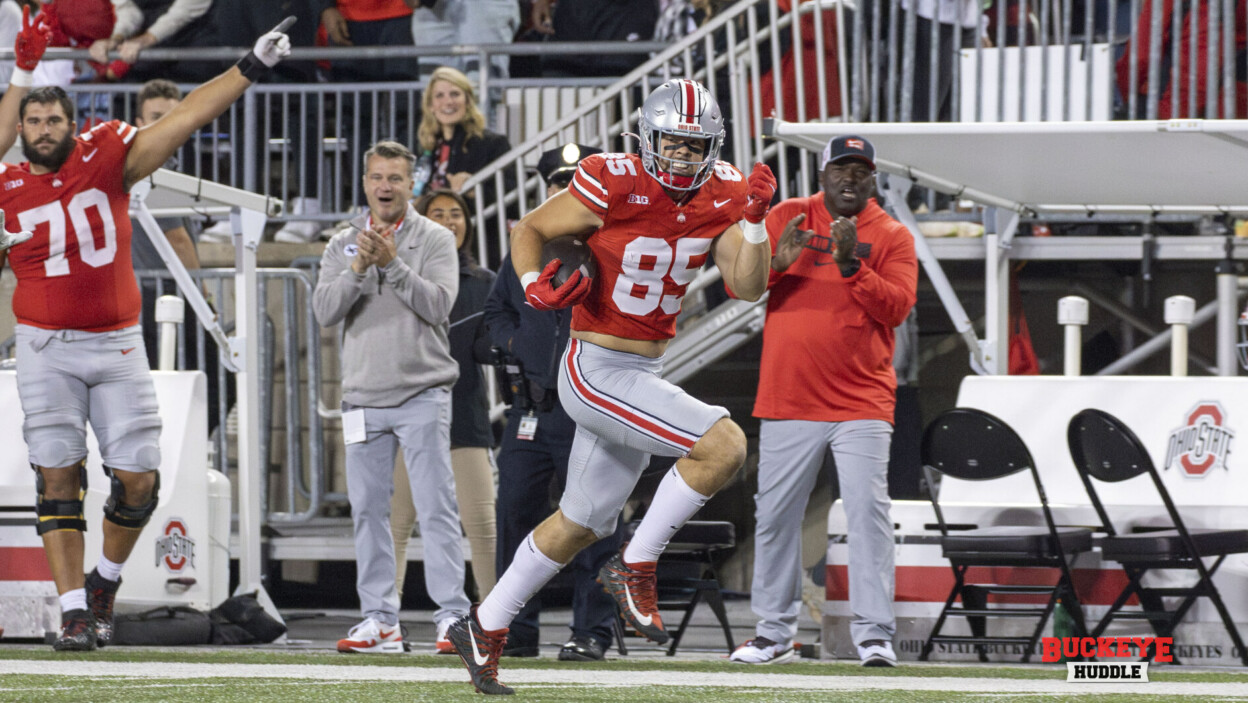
[435,618,457,654]
[274,197,323,243]
[857,639,897,667]
[336,617,403,653]
[199,219,233,244]
[729,636,796,664]
[273,219,323,243]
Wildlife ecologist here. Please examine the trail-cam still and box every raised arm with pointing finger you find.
[121,19,293,190]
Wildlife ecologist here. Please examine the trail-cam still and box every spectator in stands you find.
[409,0,520,82]
[414,65,509,197]
[128,78,231,435]
[864,0,984,122]
[530,0,659,77]
[1116,0,1248,119]
[320,0,417,82]
[89,0,217,82]
[481,143,621,662]
[203,0,335,244]
[390,187,497,602]
[313,140,470,654]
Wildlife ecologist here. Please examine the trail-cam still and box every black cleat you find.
[85,569,121,647]
[598,553,669,644]
[445,608,515,695]
[53,608,98,652]
[558,634,606,661]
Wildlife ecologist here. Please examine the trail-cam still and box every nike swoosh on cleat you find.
[120,348,135,355]
[623,584,653,627]
[713,198,732,208]
[379,628,394,640]
[468,625,490,667]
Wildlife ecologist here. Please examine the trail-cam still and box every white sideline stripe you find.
[0,660,1243,696]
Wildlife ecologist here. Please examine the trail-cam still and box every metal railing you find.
[133,267,328,523]
[14,1,1240,267]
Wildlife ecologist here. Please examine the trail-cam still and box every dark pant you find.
[495,403,622,649]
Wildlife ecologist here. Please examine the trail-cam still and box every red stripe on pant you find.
[565,339,696,452]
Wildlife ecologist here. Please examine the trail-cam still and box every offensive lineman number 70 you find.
[18,188,120,277]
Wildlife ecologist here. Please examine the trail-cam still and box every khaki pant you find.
[391,446,497,599]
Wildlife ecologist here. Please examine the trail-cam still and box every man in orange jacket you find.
[730,135,917,667]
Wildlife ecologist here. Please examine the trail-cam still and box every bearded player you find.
[448,78,776,694]
[0,22,293,651]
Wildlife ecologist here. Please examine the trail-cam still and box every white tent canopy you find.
[766,119,1248,216]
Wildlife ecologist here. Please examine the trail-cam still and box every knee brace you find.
[33,461,88,536]
[102,467,161,529]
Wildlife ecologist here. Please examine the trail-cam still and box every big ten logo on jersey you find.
[155,517,197,573]
[614,236,711,317]
[18,188,119,277]
[4,179,23,190]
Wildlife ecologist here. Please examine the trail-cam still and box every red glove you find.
[524,258,592,311]
[15,5,52,72]
[742,162,777,224]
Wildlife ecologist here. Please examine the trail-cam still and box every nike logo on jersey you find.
[82,148,99,163]
[469,623,491,666]
[121,348,136,355]
[624,583,653,627]
[713,198,732,208]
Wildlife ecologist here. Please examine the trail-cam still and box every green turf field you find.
[2,648,1246,702]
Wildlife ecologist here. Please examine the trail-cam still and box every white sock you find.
[477,533,565,632]
[624,468,709,564]
[60,589,87,613]
[96,555,124,582]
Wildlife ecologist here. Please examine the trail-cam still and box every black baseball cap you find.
[537,143,602,186]
[821,135,875,170]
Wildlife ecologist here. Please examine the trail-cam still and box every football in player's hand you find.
[540,236,597,288]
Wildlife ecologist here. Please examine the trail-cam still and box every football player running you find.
[448,78,776,694]
[0,21,293,651]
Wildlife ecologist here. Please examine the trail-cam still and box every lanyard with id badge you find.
[517,411,538,441]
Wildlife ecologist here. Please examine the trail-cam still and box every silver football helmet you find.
[636,79,725,191]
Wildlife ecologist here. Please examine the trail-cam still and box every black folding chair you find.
[920,408,1092,662]
[1067,408,1248,665]
[612,520,736,656]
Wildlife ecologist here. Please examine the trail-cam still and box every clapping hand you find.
[770,214,812,272]
[829,215,858,265]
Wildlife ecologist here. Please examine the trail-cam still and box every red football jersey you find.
[2,120,140,332]
[568,152,748,340]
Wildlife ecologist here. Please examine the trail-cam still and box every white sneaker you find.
[273,219,323,243]
[729,636,796,664]
[274,197,323,243]
[857,639,897,667]
[199,219,234,244]
[336,617,403,653]
[435,618,456,654]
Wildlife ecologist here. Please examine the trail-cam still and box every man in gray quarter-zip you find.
[313,140,470,654]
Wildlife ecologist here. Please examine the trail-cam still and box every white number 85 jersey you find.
[567,152,748,341]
